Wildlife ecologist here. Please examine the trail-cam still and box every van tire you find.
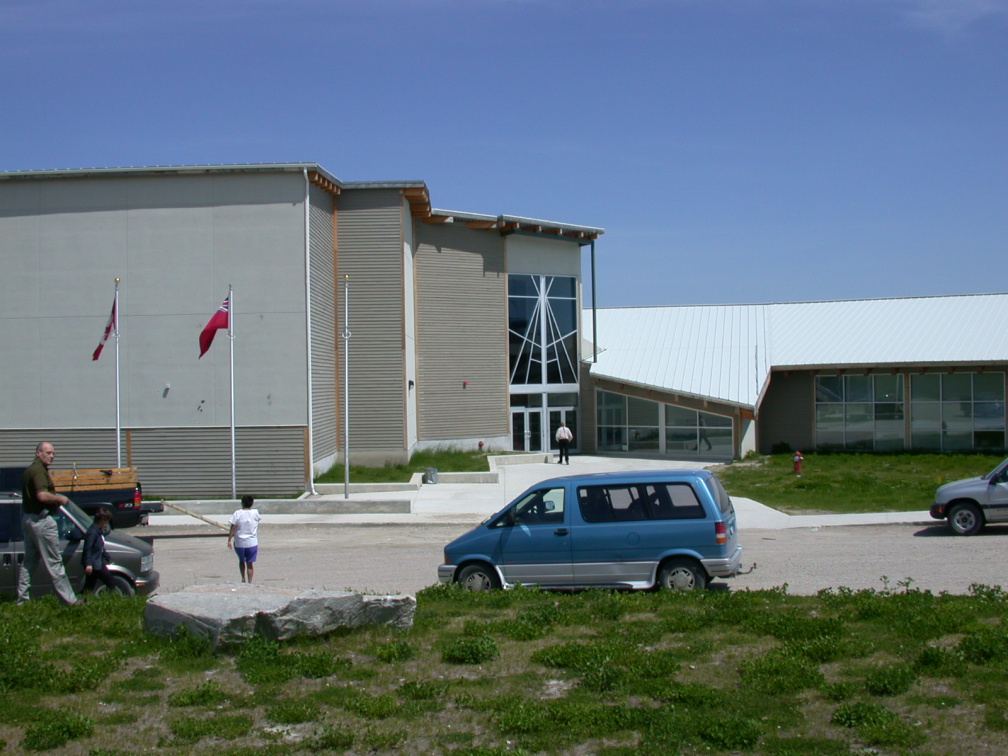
[657,559,707,591]
[94,575,135,597]
[947,502,983,536]
[457,564,501,592]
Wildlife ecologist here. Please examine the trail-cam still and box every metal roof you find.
[586,293,1008,409]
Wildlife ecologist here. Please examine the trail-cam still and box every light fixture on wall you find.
[408,379,415,391]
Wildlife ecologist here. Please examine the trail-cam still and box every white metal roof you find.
[586,293,1008,409]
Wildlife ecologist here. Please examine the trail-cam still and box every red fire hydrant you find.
[792,451,804,476]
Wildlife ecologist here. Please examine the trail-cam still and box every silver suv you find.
[1,494,160,598]
[930,457,1008,536]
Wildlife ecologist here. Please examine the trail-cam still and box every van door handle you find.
[554,528,568,536]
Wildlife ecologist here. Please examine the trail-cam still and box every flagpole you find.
[228,284,236,500]
[114,278,121,468]
[343,274,351,500]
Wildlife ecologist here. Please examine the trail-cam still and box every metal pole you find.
[590,239,597,363]
[342,275,351,499]
[113,278,121,467]
[228,284,236,500]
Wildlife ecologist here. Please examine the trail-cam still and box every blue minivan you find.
[438,470,742,591]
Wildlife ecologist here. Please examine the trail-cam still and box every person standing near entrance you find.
[555,421,573,464]
[18,442,81,606]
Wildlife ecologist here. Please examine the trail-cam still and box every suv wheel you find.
[948,502,983,536]
[94,575,135,597]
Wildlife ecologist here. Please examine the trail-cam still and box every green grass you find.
[716,452,1005,513]
[5,583,1008,753]
[315,447,493,484]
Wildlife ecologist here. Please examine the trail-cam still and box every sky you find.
[2,0,1006,308]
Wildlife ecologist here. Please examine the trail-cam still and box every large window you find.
[508,275,578,387]
[910,373,1005,451]
[815,372,1005,452]
[596,390,733,456]
[815,374,905,451]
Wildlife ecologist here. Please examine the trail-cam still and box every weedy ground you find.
[3,581,1008,754]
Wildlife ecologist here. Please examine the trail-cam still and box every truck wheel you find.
[457,564,500,592]
[657,558,707,591]
[947,503,983,536]
[94,575,135,597]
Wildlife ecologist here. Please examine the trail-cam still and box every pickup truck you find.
[0,492,160,598]
[0,465,160,529]
[930,456,1008,535]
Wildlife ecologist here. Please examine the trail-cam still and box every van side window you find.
[645,483,706,520]
[707,475,734,517]
[512,487,566,526]
[0,502,22,541]
[579,485,650,522]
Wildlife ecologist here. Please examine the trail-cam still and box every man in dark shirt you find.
[18,442,80,605]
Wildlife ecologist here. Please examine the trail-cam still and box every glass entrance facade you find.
[508,274,579,452]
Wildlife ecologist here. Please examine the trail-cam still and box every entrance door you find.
[511,409,543,452]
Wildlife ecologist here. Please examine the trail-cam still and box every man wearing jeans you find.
[18,442,80,606]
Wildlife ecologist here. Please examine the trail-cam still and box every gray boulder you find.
[145,584,415,649]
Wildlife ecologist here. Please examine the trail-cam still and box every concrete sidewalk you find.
[141,454,934,533]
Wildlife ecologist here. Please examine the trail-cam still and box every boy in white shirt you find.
[227,495,261,583]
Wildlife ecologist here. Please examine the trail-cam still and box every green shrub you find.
[864,664,918,696]
[958,623,1008,664]
[21,712,93,751]
[169,714,252,744]
[266,698,321,724]
[832,700,925,748]
[168,679,230,707]
[738,651,824,694]
[372,639,415,663]
[311,725,356,750]
[235,636,298,684]
[441,635,498,664]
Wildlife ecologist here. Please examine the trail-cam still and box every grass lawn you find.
[4,584,1008,754]
[715,452,1006,515]
[315,448,492,485]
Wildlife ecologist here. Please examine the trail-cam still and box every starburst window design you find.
[508,275,578,386]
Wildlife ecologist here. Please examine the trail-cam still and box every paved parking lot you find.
[150,519,1008,597]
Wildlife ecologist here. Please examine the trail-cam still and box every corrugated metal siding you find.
[0,429,125,470]
[415,223,508,440]
[0,426,306,496]
[335,189,405,450]
[129,426,306,497]
[309,186,337,459]
[757,371,815,453]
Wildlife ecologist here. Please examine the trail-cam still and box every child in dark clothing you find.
[82,507,117,594]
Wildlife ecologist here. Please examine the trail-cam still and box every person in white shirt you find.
[555,421,573,464]
[227,495,261,583]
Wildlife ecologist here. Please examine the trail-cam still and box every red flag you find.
[92,299,117,361]
[199,295,230,358]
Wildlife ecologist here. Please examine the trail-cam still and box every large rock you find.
[145,584,415,649]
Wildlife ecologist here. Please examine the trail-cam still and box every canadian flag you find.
[199,295,230,358]
[92,299,117,361]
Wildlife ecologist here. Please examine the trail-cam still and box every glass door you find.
[511,409,543,452]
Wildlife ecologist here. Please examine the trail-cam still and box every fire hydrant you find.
[792,451,804,476]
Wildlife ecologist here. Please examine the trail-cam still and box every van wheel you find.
[94,575,135,597]
[657,559,707,591]
[948,503,983,536]
[457,564,500,592]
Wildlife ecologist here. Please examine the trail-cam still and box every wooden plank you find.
[50,467,138,492]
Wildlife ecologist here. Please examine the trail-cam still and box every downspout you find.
[591,239,597,363]
[303,169,318,495]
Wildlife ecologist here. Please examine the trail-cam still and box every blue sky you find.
[2,0,1005,307]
